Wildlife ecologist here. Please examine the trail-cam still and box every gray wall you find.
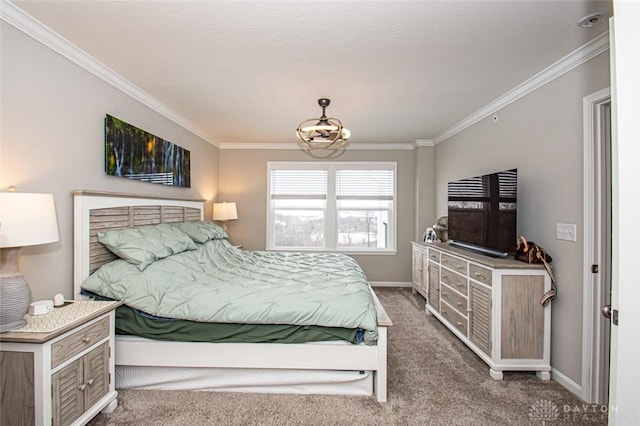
[218,148,415,283]
[432,52,611,385]
[0,23,220,301]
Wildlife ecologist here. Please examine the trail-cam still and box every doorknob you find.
[602,305,612,319]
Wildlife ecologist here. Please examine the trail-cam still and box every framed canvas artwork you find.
[105,114,191,187]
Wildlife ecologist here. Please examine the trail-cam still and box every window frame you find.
[266,161,397,254]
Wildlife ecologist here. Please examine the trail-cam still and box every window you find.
[267,162,396,253]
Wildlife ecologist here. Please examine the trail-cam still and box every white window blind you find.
[270,169,327,198]
[336,169,394,199]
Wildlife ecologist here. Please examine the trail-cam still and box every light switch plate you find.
[557,223,577,241]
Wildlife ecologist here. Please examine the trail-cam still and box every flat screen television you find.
[447,168,517,258]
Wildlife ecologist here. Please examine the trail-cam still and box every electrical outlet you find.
[556,223,577,241]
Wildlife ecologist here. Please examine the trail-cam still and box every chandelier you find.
[296,98,351,150]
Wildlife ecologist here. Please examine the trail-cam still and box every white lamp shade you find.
[0,193,59,248]
[212,202,238,221]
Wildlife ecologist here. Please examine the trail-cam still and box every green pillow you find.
[173,221,228,243]
[98,223,197,271]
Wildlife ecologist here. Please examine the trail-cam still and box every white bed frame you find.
[72,191,391,402]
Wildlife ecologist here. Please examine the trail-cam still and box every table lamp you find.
[212,201,238,233]
[0,191,59,332]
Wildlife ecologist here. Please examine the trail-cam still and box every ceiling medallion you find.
[296,98,351,150]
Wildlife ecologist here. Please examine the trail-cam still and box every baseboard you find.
[369,281,412,288]
[551,367,583,400]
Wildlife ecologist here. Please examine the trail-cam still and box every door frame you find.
[581,87,611,404]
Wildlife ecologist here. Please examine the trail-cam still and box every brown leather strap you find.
[539,256,557,306]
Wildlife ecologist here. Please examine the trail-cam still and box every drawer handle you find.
[457,283,464,288]
[87,379,94,386]
[82,336,92,343]
[474,272,486,280]
[79,384,87,392]
[457,321,463,327]
[456,302,463,307]
[442,273,448,279]
[442,309,447,315]
[442,292,448,297]
[456,264,464,270]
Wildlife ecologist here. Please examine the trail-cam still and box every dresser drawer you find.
[441,269,468,296]
[427,248,441,263]
[440,283,468,316]
[52,317,110,368]
[469,264,492,286]
[441,253,468,275]
[440,302,468,336]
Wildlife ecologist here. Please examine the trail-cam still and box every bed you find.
[72,191,391,402]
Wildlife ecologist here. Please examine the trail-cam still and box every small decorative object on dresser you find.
[412,241,551,380]
[0,300,121,425]
[433,216,448,242]
[515,236,558,306]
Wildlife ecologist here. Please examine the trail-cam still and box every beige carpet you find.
[89,288,606,425]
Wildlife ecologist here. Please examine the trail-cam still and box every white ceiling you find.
[11,0,611,147]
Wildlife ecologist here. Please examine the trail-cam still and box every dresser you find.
[412,242,551,380]
[0,300,121,426]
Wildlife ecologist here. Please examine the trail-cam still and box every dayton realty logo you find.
[529,399,559,425]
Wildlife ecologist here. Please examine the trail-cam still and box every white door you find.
[599,102,611,405]
[582,89,611,405]
[607,3,640,424]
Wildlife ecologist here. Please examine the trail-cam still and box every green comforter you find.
[82,239,378,344]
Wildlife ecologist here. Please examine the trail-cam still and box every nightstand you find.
[0,300,121,425]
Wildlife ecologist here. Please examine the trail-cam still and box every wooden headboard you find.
[73,191,205,300]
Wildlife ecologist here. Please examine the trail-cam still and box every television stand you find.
[449,240,508,259]
[411,241,551,380]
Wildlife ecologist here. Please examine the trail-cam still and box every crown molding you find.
[219,142,416,150]
[0,1,218,147]
[413,139,435,148]
[433,32,610,145]
[220,143,299,150]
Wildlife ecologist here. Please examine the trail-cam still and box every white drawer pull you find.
[82,336,91,343]
[474,272,486,280]
[442,292,448,297]
[79,384,87,391]
[457,321,463,327]
[456,302,463,307]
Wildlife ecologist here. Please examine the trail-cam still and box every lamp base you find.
[0,275,31,333]
[0,247,31,333]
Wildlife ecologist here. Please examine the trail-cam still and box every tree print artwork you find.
[105,114,191,188]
